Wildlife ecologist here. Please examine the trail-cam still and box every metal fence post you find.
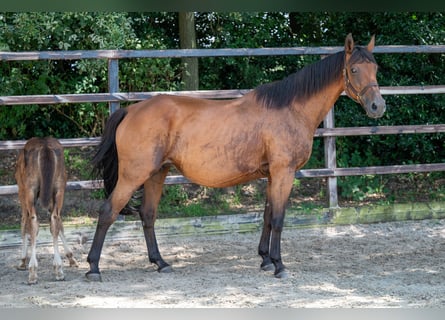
[323,107,339,209]
[108,58,120,114]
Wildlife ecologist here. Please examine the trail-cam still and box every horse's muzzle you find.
[365,96,386,119]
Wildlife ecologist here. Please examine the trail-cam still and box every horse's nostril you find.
[371,103,378,112]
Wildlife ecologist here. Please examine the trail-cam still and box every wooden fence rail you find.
[1,45,444,208]
[1,86,444,106]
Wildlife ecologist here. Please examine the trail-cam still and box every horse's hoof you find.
[158,265,173,273]
[85,272,102,282]
[261,263,275,272]
[274,269,289,279]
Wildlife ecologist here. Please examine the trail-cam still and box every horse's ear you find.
[345,33,354,55]
[367,34,376,52]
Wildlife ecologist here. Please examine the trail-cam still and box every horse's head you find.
[343,33,386,119]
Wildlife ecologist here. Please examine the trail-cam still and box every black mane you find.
[254,46,376,109]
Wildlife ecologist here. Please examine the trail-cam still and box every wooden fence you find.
[1,45,445,208]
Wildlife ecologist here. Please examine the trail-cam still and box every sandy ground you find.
[0,218,444,308]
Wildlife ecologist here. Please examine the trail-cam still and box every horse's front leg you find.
[139,168,172,272]
[265,168,294,278]
[258,184,274,271]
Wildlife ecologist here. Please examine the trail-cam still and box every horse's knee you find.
[271,216,284,233]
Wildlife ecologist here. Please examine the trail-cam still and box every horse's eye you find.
[351,67,358,74]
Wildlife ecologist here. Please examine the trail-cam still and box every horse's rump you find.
[19,137,66,209]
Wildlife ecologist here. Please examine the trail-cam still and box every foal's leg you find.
[50,188,78,281]
[50,205,65,281]
[139,167,171,272]
[58,230,78,267]
[18,206,29,271]
[18,186,39,284]
[17,183,30,271]
[54,187,78,268]
[27,204,39,284]
[50,215,78,280]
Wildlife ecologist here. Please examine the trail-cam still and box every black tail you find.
[92,108,128,198]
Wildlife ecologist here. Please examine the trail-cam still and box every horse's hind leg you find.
[51,215,78,280]
[17,177,30,271]
[50,207,65,281]
[86,181,139,281]
[50,195,77,280]
[50,189,79,281]
[27,205,39,284]
[139,167,171,272]
[58,229,78,268]
[19,189,39,284]
[18,207,29,271]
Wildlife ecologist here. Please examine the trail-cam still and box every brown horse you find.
[86,34,386,281]
[15,137,78,284]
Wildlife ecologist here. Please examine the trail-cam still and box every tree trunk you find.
[179,12,199,90]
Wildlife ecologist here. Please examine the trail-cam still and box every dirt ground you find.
[0,218,444,308]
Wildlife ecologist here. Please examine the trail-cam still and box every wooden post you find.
[108,58,119,114]
[179,12,199,90]
[108,58,124,220]
[323,107,339,209]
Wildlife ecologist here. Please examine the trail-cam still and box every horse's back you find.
[119,94,258,154]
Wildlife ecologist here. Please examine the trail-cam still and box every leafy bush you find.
[0,12,181,139]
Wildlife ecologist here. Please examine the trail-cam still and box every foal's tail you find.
[39,144,56,209]
[92,108,128,198]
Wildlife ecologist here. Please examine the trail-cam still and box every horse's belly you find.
[183,170,264,188]
[175,158,264,188]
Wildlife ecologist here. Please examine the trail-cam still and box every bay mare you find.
[86,34,386,281]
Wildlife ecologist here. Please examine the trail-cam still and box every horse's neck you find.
[293,77,344,132]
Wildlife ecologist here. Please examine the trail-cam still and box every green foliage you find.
[0,12,181,139]
[158,185,189,213]
[197,12,307,89]
[337,149,387,200]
